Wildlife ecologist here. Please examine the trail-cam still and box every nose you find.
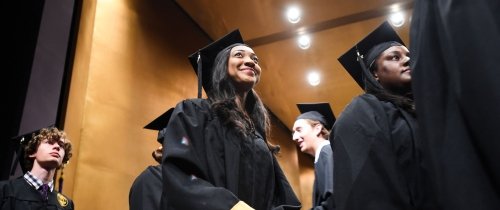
[243,56,255,67]
[292,132,300,141]
[402,56,410,66]
[53,143,61,151]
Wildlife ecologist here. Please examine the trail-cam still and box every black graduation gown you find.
[129,165,162,210]
[160,99,301,210]
[0,177,74,210]
[330,94,422,210]
[311,145,334,210]
[410,0,500,209]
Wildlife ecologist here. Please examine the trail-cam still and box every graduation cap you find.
[296,102,336,129]
[338,21,405,89]
[188,29,244,98]
[144,108,174,143]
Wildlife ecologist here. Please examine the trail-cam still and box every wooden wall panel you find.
[65,0,210,209]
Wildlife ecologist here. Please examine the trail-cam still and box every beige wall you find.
[61,0,316,209]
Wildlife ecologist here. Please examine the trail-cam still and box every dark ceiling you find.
[176,0,413,130]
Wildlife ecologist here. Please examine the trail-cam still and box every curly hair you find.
[24,127,73,170]
[208,43,279,153]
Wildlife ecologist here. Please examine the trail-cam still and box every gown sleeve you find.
[411,0,500,209]
[160,99,249,210]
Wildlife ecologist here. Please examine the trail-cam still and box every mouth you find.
[50,152,60,158]
[402,68,411,73]
[240,68,256,76]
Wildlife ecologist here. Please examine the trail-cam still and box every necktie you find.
[39,184,49,201]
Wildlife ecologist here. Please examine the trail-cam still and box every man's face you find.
[30,139,66,169]
[292,119,318,156]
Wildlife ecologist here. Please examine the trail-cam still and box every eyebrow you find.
[232,49,256,56]
[386,50,403,54]
[384,49,410,56]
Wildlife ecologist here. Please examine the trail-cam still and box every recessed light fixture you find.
[298,34,311,49]
[307,71,320,86]
[287,6,301,24]
[389,12,405,27]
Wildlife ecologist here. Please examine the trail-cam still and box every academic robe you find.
[160,99,301,210]
[410,0,500,209]
[330,94,423,210]
[311,145,334,210]
[0,177,74,210]
[129,165,162,210]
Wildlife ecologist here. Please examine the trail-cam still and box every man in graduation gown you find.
[0,126,74,210]
[410,0,500,209]
[292,103,335,210]
[129,108,173,210]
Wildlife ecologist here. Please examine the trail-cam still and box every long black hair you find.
[208,43,279,152]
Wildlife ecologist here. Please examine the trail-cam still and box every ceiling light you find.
[287,6,301,24]
[297,35,311,49]
[307,71,320,86]
[389,12,405,27]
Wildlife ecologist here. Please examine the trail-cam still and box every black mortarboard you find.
[188,29,244,98]
[296,103,336,129]
[144,108,174,143]
[338,21,404,89]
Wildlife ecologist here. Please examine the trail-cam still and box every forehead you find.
[381,45,409,55]
[231,45,254,54]
[293,119,311,129]
[42,137,66,143]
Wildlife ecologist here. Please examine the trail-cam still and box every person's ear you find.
[314,124,322,136]
[29,146,39,158]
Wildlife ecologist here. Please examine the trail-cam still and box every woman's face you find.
[373,45,411,91]
[227,45,261,91]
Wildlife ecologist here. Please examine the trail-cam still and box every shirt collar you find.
[24,171,54,192]
[314,140,330,163]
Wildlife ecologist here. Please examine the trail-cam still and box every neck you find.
[30,162,57,183]
[305,138,320,157]
[235,91,248,109]
[386,84,412,97]
[311,138,329,157]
